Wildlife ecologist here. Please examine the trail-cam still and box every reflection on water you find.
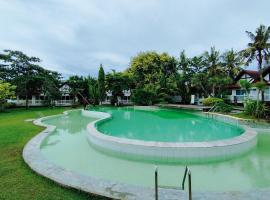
[94,107,244,142]
[40,109,270,192]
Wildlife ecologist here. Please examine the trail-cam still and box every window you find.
[236,90,245,95]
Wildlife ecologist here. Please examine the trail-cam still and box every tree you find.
[88,77,99,106]
[241,25,270,105]
[0,80,16,111]
[3,50,44,109]
[98,64,105,104]
[242,25,270,72]
[222,49,243,79]
[177,50,192,103]
[67,75,86,105]
[202,47,229,97]
[105,71,131,105]
[239,80,252,99]
[127,51,177,104]
[253,81,267,112]
[42,70,62,106]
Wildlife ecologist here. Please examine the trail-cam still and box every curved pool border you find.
[22,109,187,200]
[22,109,270,200]
[85,109,257,162]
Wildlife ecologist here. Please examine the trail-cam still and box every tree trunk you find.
[256,89,260,113]
[25,95,29,110]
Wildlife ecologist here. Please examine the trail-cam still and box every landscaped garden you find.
[0,16,270,200]
[0,107,107,200]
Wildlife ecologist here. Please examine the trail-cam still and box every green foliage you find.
[67,75,88,105]
[98,64,105,102]
[88,77,99,106]
[127,51,177,105]
[221,49,243,79]
[0,80,16,111]
[0,107,106,200]
[253,81,267,91]
[245,100,269,118]
[214,102,232,113]
[202,97,224,106]
[239,80,252,96]
[1,50,63,108]
[105,71,131,105]
[241,25,270,70]
[131,89,156,105]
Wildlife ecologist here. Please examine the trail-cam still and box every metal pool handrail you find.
[182,166,192,200]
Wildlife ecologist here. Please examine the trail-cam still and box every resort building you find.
[7,83,77,107]
[103,89,132,105]
[228,66,270,104]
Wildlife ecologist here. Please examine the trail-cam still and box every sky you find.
[0,0,269,77]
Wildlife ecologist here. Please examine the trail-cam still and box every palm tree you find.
[222,49,244,79]
[253,81,267,112]
[178,50,191,103]
[241,25,270,105]
[242,25,270,72]
[203,47,223,96]
[239,80,252,99]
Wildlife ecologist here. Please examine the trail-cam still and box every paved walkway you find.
[158,104,211,111]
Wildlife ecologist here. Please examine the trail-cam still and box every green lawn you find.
[230,112,256,120]
[0,107,107,200]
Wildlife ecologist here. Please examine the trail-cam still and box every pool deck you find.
[22,109,270,200]
[157,104,211,111]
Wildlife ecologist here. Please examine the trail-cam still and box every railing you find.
[154,166,192,200]
[182,166,192,200]
[55,100,74,105]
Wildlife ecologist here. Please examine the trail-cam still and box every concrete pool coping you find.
[22,109,270,200]
[23,109,187,200]
[85,109,257,161]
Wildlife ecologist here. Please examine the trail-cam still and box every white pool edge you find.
[22,109,187,200]
[85,109,258,161]
[22,108,270,200]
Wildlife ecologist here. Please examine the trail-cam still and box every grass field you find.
[0,107,107,200]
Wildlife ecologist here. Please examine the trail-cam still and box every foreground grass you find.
[230,112,256,120]
[0,107,107,200]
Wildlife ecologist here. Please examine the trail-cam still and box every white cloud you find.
[0,0,269,76]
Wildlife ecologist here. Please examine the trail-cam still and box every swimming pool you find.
[23,107,270,199]
[94,107,244,142]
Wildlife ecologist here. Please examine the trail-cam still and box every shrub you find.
[245,100,269,118]
[202,97,223,106]
[131,89,156,105]
[214,102,232,113]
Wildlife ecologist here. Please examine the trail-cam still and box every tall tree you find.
[67,75,85,105]
[88,77,99,106]
[222,49,244,79]
[203,47,226,96]
[106,71,130,105]
[127,51,177,104]
[0,80,16,111]
[178,50,192,103]
[241,25,270,105]
[42,70,62,106]
[242,25,270,72]
[98,64,105,104]
[3,50,43,109]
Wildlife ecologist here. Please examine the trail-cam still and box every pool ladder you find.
[154,166,192,200]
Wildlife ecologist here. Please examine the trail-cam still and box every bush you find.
[202,97,224,106]
[245,100,269,118]
[214,102,232,113]
[131,89,156,105]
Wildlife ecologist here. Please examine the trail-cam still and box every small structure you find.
[227,66,270,104]
[102,89,132,105]
[7,83,77,107]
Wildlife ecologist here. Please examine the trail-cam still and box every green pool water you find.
[94,107,244,142]
[40,109,270,192]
